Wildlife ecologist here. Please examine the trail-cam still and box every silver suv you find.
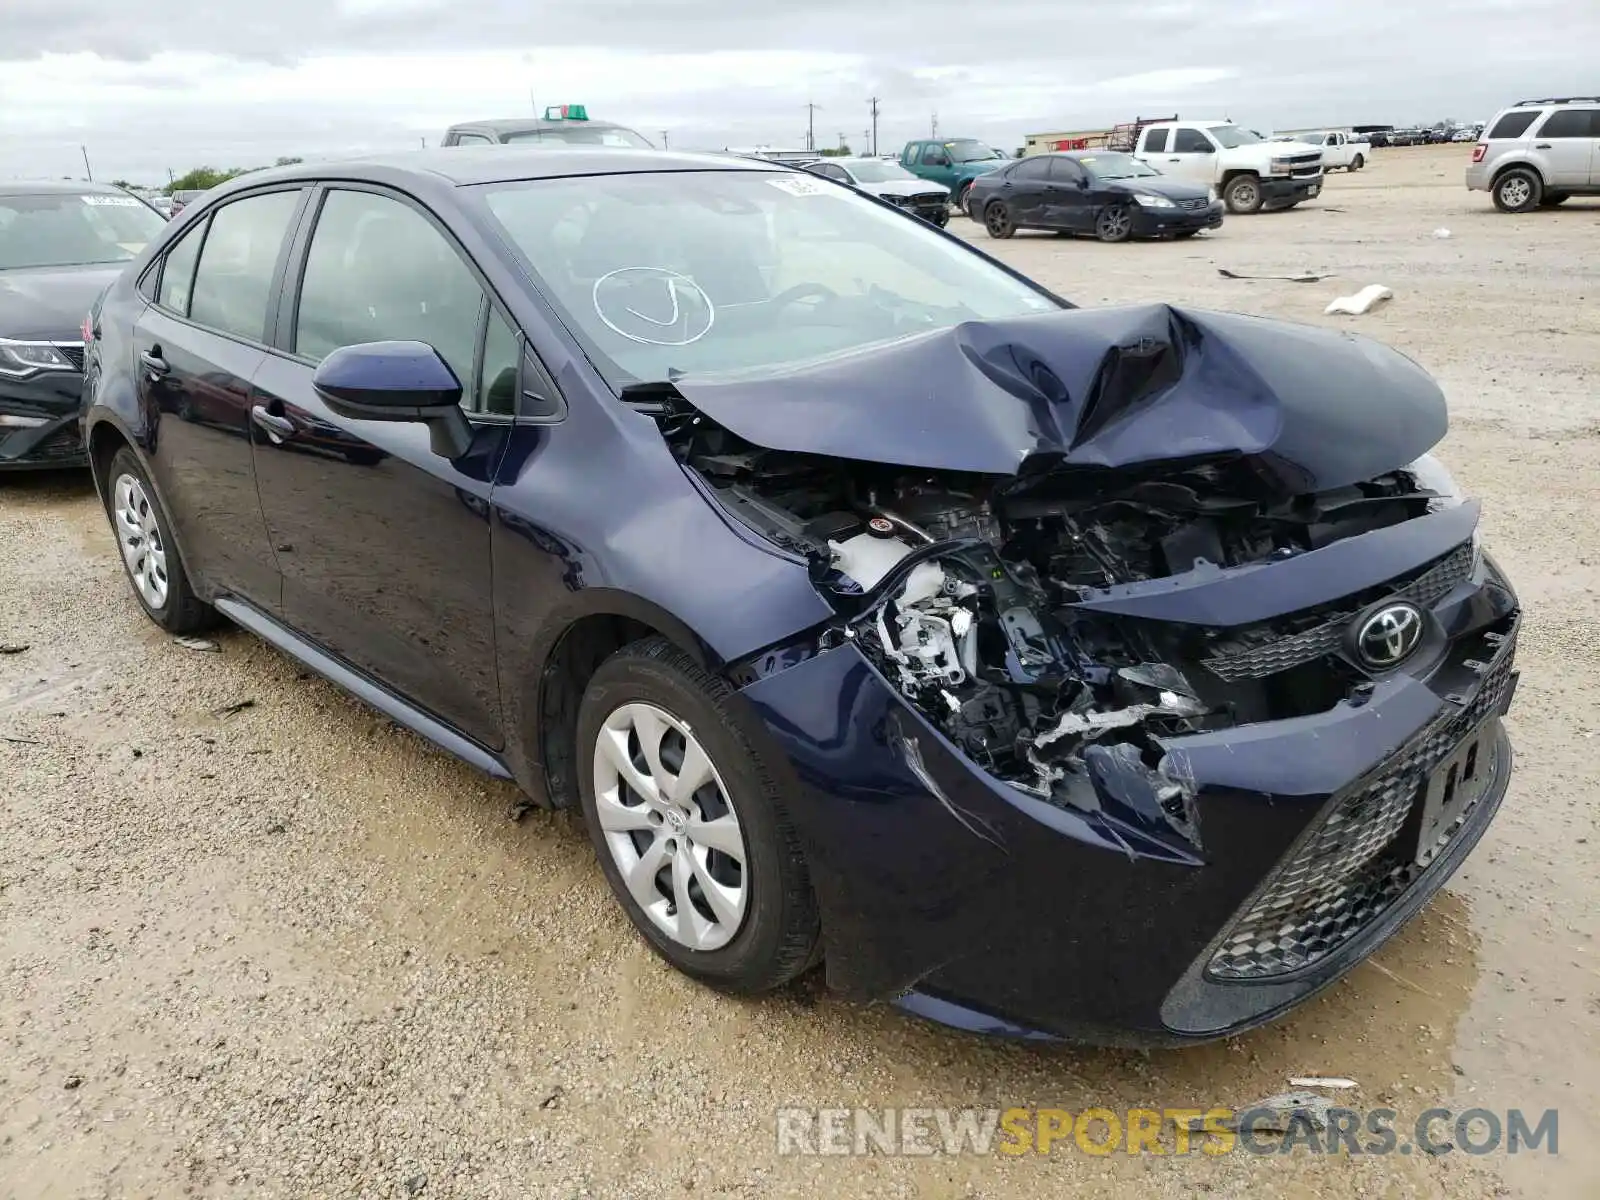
[1466,97,1600,212]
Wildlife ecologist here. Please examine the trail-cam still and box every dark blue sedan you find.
[81,149,1519,1044]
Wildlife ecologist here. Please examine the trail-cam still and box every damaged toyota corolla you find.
[85,151,1518,1045]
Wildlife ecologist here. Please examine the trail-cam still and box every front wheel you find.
[576,637,820,993]
[984,200,1015,239]
[1224,174,1264,214]
[953,181,973,215]
[1094,206,1133,243]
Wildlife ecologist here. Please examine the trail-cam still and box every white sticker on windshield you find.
[767,176,829,197]
[81,195,144,207]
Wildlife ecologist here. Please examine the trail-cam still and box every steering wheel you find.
[768,282,839,313]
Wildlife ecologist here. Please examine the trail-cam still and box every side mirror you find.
[312,340,472,459]
[1076,176,1090,189]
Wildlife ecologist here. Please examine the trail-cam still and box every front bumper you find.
[1261,175,1323,204]
[739,546,1518,1045]
[1131,200,1224,236]
[0,370,88,469]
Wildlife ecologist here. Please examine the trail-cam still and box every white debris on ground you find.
[1324,283,1394,315]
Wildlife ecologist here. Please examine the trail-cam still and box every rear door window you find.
[156,219,206,316]
[187,190,302,342]
[1536,109,1597,138]
[1172,128,1213,153]
[1487,110,1541,139]
[1141,127,1170,154]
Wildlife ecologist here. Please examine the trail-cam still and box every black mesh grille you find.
[1204,541,1476,682]
[31,428,86,461]
[57,343,85,372]
[1207,639,1516,981]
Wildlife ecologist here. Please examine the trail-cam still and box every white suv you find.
[1466,97,1600,212]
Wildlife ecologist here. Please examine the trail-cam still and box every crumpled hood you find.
[0,264,123,340]
[669,304,1447,493]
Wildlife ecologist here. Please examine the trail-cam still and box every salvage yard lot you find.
[2,144,1598,1198]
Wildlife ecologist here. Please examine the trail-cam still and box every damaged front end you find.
[640,303,1518,1041]
[665,415,1462,853]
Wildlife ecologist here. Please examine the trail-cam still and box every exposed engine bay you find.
[657,400,1446,843]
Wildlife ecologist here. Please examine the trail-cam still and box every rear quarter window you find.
[1486,110,1541,139]
[1536,108,1597,138]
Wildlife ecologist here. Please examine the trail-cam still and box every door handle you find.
[139,349,169,377]
[1167,157,1181,162]
[250,404,296,444]
[1535,143,1552,149]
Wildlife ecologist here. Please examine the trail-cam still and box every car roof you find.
[447,118,640,135]
[223,147,781,191]
[0,179,135,197]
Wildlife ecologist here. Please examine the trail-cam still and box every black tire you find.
[1541,192,1570,207]
[983,200,1015,239]
[1351,154,1365,170]
[953,181,973,215]
[1492,167,1542,213]
[575,636,820,994]
[103,447,216,634]
[1224,174,1263,214]
[1094,206,1133,243]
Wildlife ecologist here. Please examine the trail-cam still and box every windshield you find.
[845,161,917,183]
[947,139,1004,163]
[502,125,654,149]
[0,191,165,269]
[1076,153,1159,180]
[478,170,1057,387]
[1207,125,1264,149]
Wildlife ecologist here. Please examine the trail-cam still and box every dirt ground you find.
[3,143,1598,1199]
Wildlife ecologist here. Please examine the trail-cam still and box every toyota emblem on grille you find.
[1352,601,1423,668]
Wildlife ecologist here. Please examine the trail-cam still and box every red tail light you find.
[1471,144,1486,162]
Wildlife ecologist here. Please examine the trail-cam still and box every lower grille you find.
[1177,197,1210,211]
[1207,638,1516,981]
[1204,541,1476,682]
[30,427,86,462]
[57,343,85,372]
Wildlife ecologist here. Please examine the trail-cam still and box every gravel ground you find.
[2,144,1597,1199]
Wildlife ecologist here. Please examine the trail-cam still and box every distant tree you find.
[274,156,304,167]
[110,179,135,190]
[819,145,851,157]
[165,167,239,194]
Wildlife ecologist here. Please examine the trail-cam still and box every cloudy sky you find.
[2,0,1595,184]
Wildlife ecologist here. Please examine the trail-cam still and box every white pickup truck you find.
[1280,130,1370,171]
[1132,120,1324,214]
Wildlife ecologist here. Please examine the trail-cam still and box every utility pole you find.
[805,102,821,152]
[868,96,880,156]
[80,145,93,181]
[931,112,938,139]
[838,132,847,152]
[660,130,669,149]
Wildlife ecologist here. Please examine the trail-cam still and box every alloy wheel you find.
[1499,177,1531,209]
[592,701,749,951]
[113,473,169,609]
[984,203,1014,238]
[1096,208,1132,242]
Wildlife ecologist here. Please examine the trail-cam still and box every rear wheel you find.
[1094,206,1133,243]
[1224,174,1263,214]
[104,447,215,634]
[576,637,820,993]
[1351,154,1365,170]
[983,200,1015,239]
[1492,167,1542,213]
